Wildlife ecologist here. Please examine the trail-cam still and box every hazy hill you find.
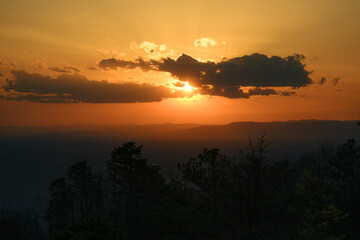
[0,120,359,208]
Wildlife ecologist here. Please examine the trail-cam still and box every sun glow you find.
[175,81,197,92]
[183,82,194,92]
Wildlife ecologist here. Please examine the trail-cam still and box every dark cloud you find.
[247,87,277,96]
[197,86,295,99]
[332,77,341,86]
[280,91,296,96]
[198,85,250,99]
[247,88,296,97]
[49,66,80,73]
[87,66,98,70]
[198,85,295,98]
[99,53,312,98]
[99,58,151,71]
[319,76,327,85]
[0,93,77,103]
[1,70,184,103]
[64,66,80,72]
[48,67,71,73]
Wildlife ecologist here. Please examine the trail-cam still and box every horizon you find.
[0,118,358,128]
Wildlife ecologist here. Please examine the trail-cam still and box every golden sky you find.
[0,0,359,126]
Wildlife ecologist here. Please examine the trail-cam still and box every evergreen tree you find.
[106,141,165,240]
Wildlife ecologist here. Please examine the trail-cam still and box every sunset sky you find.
[0,0,359,126]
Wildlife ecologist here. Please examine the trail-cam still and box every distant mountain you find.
[1,120,358,141]
[0,120,359,209]
[172,120,359,142]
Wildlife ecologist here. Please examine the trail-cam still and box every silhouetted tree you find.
[331,139,360,237]
[45,177,73,237]
[66,161,98,218]
[45,161,106,238]
[106,141,165,240]
[166,148,233,239]
[41,137,360,240]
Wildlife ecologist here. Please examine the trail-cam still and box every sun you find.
[173,81,197,92]
[182,82,195,92]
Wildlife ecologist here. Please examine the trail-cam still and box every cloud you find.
[139,41,158,54]
[135,41,174,59]
[129,40,174,59]
[48,67,71,73]
[319,76,326,85]
[194,38,217,48]
[98,58,151,71]
[280,91,296,96]
[0,93,77,103]
[1,70,185,103]
[49,66,80,73]
[198,85,250,99]
[196,86,295,99]
[99,53,312,99]
[63,66,80,72]
[247,87,277,96]
[332,77,341,86]
[247,88,296,97]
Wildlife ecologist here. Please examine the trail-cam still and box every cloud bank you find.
[1,70,181,103]
[0,53,312,103]
[99,53,312,98]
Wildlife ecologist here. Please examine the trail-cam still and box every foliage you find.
[38,137,360,240]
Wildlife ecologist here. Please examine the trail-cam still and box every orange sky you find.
[0,0,359,126]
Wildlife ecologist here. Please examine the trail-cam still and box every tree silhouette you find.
[332,139,360,236]
[45,177,73,237]
[39,138,360,240]
[106,141,165,240]
[66,161,98,218]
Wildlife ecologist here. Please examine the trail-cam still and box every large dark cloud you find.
[1,70,182,103]
[98,53,312,98]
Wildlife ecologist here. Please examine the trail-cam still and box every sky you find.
[0,0,359,126]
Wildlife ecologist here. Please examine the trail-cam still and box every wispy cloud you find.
[48,66,80,73]
[319,76,327,85]
[194,38,218,48]
[130,41,174,59]
[332,77,341,86]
